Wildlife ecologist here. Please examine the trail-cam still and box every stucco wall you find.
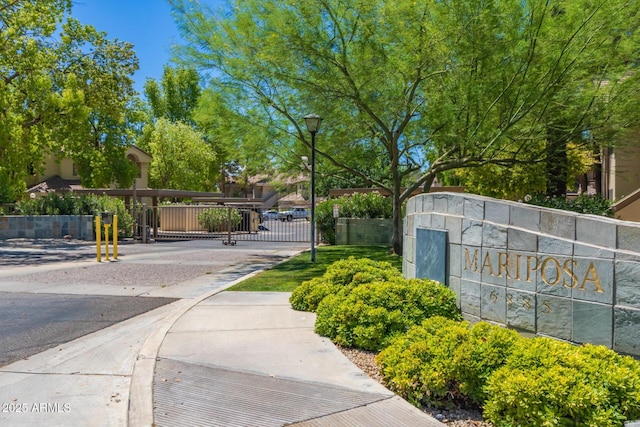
[404,192,640,356]
[609,128,640,200]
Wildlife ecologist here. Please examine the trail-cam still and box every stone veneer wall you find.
[335,218,394,246]
[403,192,640,357]
[0,215,94,240]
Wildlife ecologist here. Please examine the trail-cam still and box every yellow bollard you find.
[96,216,101,262]
[113,215,118,260]
[104,224,111,261]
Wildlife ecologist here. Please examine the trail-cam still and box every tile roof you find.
[26,175,84,194]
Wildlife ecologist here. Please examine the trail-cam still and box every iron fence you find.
[153,205,312,243]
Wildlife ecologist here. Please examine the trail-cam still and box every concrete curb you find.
[127,268,268,426]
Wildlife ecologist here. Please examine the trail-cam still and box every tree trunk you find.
[592,145,602,195]
[545,127,568,197]
[392,194,403,255]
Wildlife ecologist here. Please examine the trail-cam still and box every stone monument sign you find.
[403,192,640,356]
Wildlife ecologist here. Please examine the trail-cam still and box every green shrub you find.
[377,318,521,409]
[452,322,522,405]
[377,316,471,407]
[484,338,640,427]
[316,192,394,244]
[289,257,403,312]
[98,195,134,239]
[14,192,133,238]
[289,277,342,312]
[321,256,401,286]
[197,207,241,232]
[314,278,461,351]
[378,318,640,425]
[17,192,80,215]
[524,193,613,217]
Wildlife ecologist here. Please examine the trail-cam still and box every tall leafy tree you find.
[0,0,140,201]
[59,19,141,189]
[170,0,640,254]
[144,65,201,125]
[143,66,238,194]
[141,118,217,191]
[194,87,281,193]
[141,65,220,190]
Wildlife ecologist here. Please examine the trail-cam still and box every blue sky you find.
[70,0,223,95]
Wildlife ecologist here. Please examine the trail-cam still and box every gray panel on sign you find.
[572,301,612,347]
[614,307,640,356]
[481,284,506,324]
[537,296,572,341]
[506,289,536,332]
[416,228,448,285]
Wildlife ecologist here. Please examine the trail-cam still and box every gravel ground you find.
[337,345,493,427]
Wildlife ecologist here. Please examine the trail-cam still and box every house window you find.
[72,163,78,177]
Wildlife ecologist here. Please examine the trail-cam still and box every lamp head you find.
[304,114,322,133]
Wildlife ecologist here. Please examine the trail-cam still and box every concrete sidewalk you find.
[0,240,444,426]
[143,291,443,426]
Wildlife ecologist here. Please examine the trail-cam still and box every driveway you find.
[0,239,307,368]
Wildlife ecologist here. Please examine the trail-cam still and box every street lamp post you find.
[304,114,322,262]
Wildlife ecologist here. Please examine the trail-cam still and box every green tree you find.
[449,142,596,199]
[170,0,640,254]
[141,65,222,191]
[141,118,217,190]
[60,18,141,189]
[144,65,201,125]
[0,0,140,201]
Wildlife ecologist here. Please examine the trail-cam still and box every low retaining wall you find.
[0,215,94,240]
[335,218,393,246]
[403,192,640,357]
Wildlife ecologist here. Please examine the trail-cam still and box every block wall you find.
[335,218,393,246]
[0,216,94,240]
[404,192,640,356]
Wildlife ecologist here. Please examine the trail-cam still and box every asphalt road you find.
[0,293,176,366]
[0,241,97,268]
[0,238,306,370]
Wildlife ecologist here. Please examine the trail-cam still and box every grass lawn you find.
[227,245,402,292]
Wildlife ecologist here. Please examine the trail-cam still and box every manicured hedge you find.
[484,338,640,427]
[525,193,613,217]
[314,278,461,351]
[289,257,402,312]
[197,207,242,232]
[290,257,460,351]
[377,316,471,406]
[378,317,640,426]
[377,317,521,408]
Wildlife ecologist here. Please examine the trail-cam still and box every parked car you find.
[278,207,309,222]
[262,209,279,221]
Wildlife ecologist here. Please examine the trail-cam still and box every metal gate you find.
[153,205,312,243]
